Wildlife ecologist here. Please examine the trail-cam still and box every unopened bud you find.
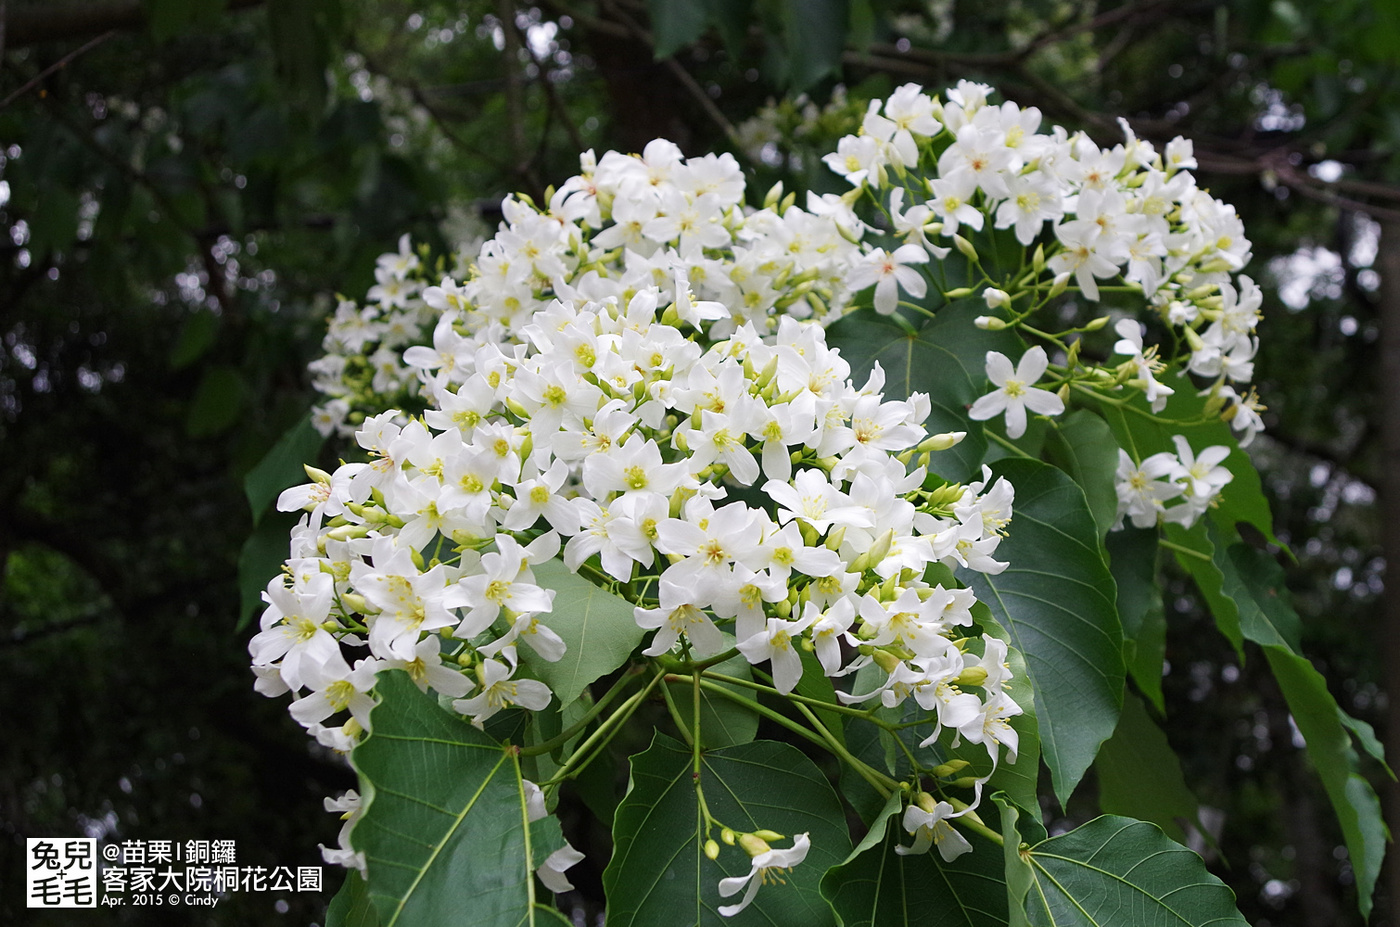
[721,828,736,845]
[955,666,989,687]
[779,191,797,214]
[1083,316,1110,332]
[763,181,784,210]
[954,235,978,261]
[704,839,721,860]
[1048,272,1070,298]
[951,776,981,789]
[1057,383,1070,405]
[825,526,847,550]
[974,315,1008,330]
[982,287,1011,310]
[931,759,971,778]
[919,431,966,452]
[1199,258,1233,274]
[738,834,772,857]
[915,791,940,814]
[945,287,974,299]
[871,649,902,673]
[340,593,370,614]
[1032,244,1045,274]
[304,464,333,485]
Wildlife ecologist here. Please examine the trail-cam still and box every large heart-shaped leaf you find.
[959,459,1124,806]
[1017,816,1249,927]
[603,734,849,926]
[351,671,565,926]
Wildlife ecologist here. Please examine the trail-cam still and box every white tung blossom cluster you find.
[264,80,1274,897]
[257,289,1022,878]
[819,80,1266,448]
[309,139,870,438]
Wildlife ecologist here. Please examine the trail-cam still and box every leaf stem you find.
[539,671,661,785]
[985,429,1037,459]
[1159,538,1211,561]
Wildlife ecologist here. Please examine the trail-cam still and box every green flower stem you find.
[659,674,694,748]
[699,670,881,722]
[793,701,895,800]
[521,666,645,757]
[1159,538,1212,561]
[687,647,741,672]
[985,429,1037,459]
[682,675,900,795]
[948,797,1005,847]
[538,670,662,786]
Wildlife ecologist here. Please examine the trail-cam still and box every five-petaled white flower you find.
[967,347,1064,438]
[717,833,811,917]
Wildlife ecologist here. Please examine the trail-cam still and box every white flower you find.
[717,833,811,917]
[896,797,972,862]
[846,245,930,315]
[967,347,1065,438]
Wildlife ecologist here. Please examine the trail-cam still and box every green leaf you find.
[520,559,646,707]
[243,414,327,525]
[1264,647,1389,919]
[781,0,849,90]
[1043,411,1120,538]
[701,0,754,54]
[959,459,1123,807]
[995,793,1041,927]
[352,671,562,926]
[824,301,1020,482]
[1106,527,1165,710]
[650,0,710,58]
[1022,817,1249,926]
[325,870,379,927]
[169,309,221,370]
[1093,693,1201,844]
[603,733,849,926]
[820,797,1009,927]
[185,364,245,438]
[1217,530,1302,652]
[1163,520,1243,659]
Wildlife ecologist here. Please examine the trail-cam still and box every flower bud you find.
[931,759,971,778]
[704,839,721,860]
[824,526,847,551]
[780,191,797,215]
[753,829,785,842]
[974,315,1008,330]
[955,666,989,687]
[721,828,736,845]
[1048,272,1070,298]
[1183,325,1205,352]
[871,649,902,673]
[982,287,1011,310]
[919,431,966,452]
[304,464,333,485]
[738,834,772,857]
[954,235,978,261]
[1083,316,1109,332]
[914,791,940,814]
[945,286,974,299]
[763,181,784,211]
[1032,244,1045,274]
